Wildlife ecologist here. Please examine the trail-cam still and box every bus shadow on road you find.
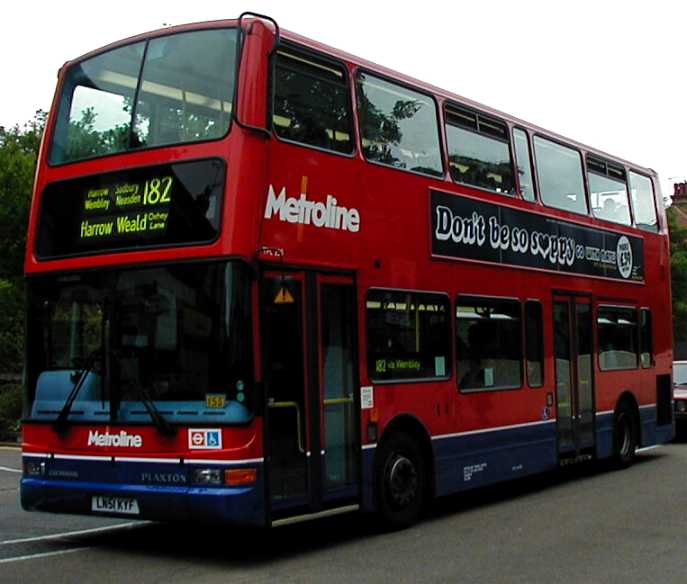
[69,451,666,565]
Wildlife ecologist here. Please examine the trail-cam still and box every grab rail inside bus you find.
[267,399,305,454]
[233,12,281,138]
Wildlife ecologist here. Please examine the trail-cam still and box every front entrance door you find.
[260,270,359,517]
[553,294,595,455]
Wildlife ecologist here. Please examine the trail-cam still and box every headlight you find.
[192,468,223,485]
[23,460,46,476]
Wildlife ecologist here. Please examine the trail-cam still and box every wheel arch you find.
[615,390,642,446]
[377,413,435,498]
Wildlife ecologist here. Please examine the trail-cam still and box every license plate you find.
[91,495,140,515]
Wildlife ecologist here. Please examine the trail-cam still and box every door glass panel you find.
[554,301,574,451]
[575,301,594,448]
[262,277,307,501]
[321,283,358,490]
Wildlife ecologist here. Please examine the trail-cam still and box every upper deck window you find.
[534,136,587,215]
[587,156,631,226]
[445,106,515,195]
[50,28,238,165]
[629,171,659,232]
[272,49,354,154]
[357,73,443,177]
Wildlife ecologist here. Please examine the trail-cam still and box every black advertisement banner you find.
[431,190,644,282]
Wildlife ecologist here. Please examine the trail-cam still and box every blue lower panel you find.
[432,422,557,498]
[21,461,266,527]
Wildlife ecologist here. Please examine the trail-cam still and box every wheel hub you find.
[387,454,418,508]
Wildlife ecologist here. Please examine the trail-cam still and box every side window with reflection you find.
[513,128,536,201]
[456,297,522,391]
[629,171,659,232]
[587,156,631,226]
[272,49,354,154]
[357,73,443,176]
[366,289,450,381]
[525,301,544,387]
[597,306,638,371]
[640,308,653,368]
[534,136,587,215]
[445,106,515,195]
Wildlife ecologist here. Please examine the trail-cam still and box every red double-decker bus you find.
[21,14,673,528]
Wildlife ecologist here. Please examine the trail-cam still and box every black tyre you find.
[376,432,426,528]
[613,403,638,468]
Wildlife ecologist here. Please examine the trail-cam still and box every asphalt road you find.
[1,442,687,583]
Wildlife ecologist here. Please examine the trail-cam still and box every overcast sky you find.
[2,0,684,196]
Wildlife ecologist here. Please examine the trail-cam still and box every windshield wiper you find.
[132,383,177,437]
[53,349,102,434]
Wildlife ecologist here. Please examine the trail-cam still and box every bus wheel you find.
[613,403,638,468]
[376,432,426,528]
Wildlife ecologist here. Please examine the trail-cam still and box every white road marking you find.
[0,466,21,473]
[0,547,90,564]
[0,521,146,546]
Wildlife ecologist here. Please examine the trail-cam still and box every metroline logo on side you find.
[87,430,143,448]
[264,185,360,232]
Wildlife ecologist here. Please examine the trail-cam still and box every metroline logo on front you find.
[264,185,361,232]
[87,430,143,448]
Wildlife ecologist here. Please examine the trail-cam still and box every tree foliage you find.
[0,111,46,374]
[668,206,687,343]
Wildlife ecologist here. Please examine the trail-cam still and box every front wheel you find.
[613,404,638,468]
[376,433,426,528]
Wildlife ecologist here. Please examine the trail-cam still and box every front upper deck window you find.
[50,28,238,164]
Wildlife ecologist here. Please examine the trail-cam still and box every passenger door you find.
[260,270,359,520]
[553,294,595,455]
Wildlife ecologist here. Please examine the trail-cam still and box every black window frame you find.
[270,43,356,158]
[456,295,524,393]
[443,102,516,197]
[365,287,452,384]
[355,69,445,179]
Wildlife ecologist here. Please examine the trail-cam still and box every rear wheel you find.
[613,403,638,468]
[376,432,426,528]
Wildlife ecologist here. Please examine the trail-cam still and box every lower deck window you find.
[598,306,638,370]
[457,297,522,391]
[366,289,450,381]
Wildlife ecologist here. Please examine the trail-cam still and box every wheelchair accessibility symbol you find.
[188,429,223,449]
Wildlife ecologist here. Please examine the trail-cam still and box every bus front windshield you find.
[50,28,238,165]
[26,261,254,425]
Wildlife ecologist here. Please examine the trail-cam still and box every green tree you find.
[667,206,687,344]
[0,110,46,374]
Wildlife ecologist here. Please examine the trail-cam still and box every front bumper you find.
[20,457,266,526]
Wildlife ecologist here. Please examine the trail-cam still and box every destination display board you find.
[37,159,225,258]
[431,190,644,282]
